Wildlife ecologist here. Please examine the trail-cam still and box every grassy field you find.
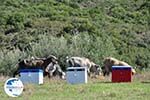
[0,72,150,100]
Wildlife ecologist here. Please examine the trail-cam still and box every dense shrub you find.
[27,33,117,69]
[0,33,117,75]
[0,49,27,76]
[0,0,149,75]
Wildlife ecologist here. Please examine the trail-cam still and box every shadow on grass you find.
[93,81,112,84]
[93,81,134,84]
[141,81,150,84]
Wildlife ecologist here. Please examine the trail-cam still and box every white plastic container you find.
[19,69,43,84]
[66,67,88,84]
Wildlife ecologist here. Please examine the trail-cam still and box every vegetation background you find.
[0,0,149,75]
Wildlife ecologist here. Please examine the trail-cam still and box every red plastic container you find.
[112,66,132,82]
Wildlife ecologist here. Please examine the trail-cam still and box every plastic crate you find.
[19,69,43,84]
[112,66,132,82]
[66,67,87,84]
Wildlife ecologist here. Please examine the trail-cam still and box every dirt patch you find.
[133,72,150,82]
[90,71,150,83]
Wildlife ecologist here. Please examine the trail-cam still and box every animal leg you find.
[49,66,56,78]
[57,67,66,79]
[13,68,20,77]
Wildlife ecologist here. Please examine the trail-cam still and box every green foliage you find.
[26,33,116,70]
[0,33,117,74]
[0,49,27,76]
[0,0,149,75]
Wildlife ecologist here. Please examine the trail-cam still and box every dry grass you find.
[133,71,150,82]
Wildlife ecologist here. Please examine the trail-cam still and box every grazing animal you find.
[13,55,59,77]
[45,63,65,79]
[66,56,101,77]
[102,57,136,76]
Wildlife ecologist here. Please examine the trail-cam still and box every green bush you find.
[0,0,149,75]
[0,33,117,75]
[0,49,27,76]
[26,33,117,70]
